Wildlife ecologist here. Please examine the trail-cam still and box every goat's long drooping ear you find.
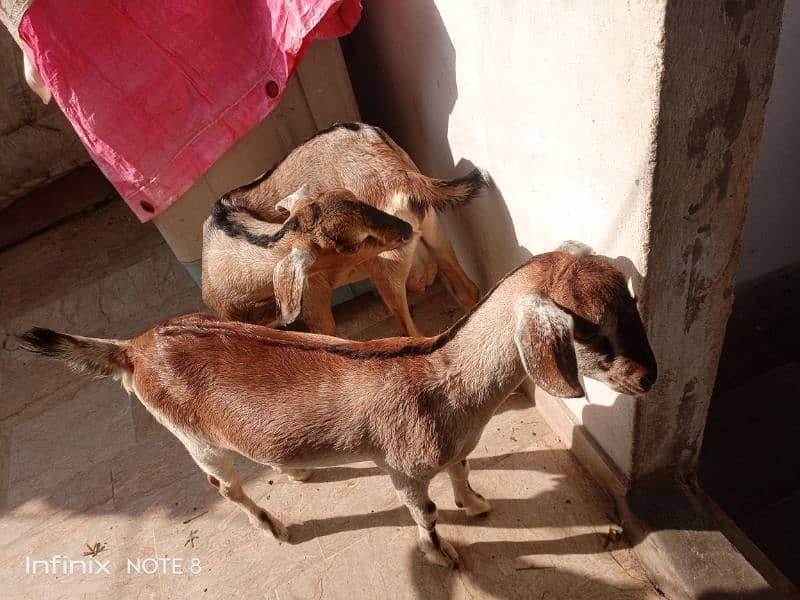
[514,294,584,398]
[273,248,315,324]
[276,184,311,214]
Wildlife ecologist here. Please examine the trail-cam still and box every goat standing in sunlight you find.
[19,243,656,568]
[202,121,487,335]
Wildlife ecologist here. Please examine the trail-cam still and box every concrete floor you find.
[0,198,662,599]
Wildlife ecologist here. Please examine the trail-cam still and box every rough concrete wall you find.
[635,0,784,481]
[347,0,666,477]
[736,1,800,284]
[0,29,88,208]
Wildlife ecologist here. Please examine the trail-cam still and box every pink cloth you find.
[18,1,361,221]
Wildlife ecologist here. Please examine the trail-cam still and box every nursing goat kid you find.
[203,187,414,327]
[202,121,487,335]
[20,244,657,568]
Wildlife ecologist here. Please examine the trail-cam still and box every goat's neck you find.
[434,279,526,413]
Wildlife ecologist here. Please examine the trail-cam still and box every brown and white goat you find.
[20,244,657,568]
[202,121,487,335]
[203,187,413,325]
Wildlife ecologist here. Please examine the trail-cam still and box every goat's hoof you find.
[266,518,290,542]
[466,503,492,518]
[282,468,313,482]
[271,520,290,542]
[253,511,290,542]
[421,537,460,569]
[289,469,312,482]
[458,493,492,517]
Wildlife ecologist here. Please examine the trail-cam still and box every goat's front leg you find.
[387,470,459,568]
[448,459,492,517]
[297,276,336,337]
[420,213,479,310]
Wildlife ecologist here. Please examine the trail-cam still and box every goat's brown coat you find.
[202,122,486,335]
[20,249,657,567]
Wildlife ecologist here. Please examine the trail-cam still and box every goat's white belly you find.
[255,452,376,470]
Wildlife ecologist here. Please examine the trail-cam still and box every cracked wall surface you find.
[636,0,784,480]
[737,1,800,283]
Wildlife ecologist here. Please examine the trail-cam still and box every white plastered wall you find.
[350,0,666,477]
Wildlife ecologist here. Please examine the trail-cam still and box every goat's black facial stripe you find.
[425,501,436,514]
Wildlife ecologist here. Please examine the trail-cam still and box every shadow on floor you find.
[699,263,800,588]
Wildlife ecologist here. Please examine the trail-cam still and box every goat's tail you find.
[18,328,134,391]
[406,168,490,213]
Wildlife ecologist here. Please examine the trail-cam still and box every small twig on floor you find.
[514,564,554,571]
[182,510,208,525]
[83,542,106,557]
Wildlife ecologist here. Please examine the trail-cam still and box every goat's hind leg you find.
[448,459,491,517]
[387,470,460,568]
[420,213,479,309]
[194,445,289,541]
[369,246,421,337]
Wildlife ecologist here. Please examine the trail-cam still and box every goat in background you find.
[202,122,487,335]
[203,187,414,327]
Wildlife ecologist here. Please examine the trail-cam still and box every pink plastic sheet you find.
[17,1,361,221]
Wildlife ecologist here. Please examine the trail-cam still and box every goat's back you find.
[127,315,442,467]
[225,123,419,218]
